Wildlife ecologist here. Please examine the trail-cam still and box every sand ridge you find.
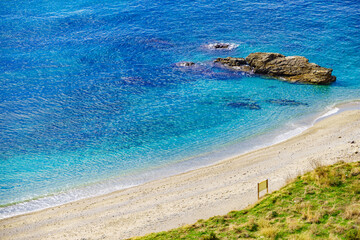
[1,110,359,240]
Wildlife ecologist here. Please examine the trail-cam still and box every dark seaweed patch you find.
[227,102,261,110]
[199,101,214,105]
[222,96,252,102]
[266,99,308,106]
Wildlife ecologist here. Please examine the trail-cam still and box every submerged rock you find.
[227,102,261,110]
[214,52,336,85]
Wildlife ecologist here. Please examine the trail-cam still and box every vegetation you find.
[131,161,360,240]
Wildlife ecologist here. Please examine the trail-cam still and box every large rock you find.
[245,52,336,84]
[215,53,336,84]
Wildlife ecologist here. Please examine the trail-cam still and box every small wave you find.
[271,126,308,145]
[0,179,136,219]
[315,107,339,122]
[313,100,360,124]
[205,42,239,50]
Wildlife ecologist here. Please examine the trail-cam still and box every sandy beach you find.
[1,109,359,240]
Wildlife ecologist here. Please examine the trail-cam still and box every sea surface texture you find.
[1,0,359,217]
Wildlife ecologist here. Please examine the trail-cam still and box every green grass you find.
[131,161,360,240]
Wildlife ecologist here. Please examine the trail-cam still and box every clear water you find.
[1,0,360,217]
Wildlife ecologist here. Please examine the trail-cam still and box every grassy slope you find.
[132,161,360,240]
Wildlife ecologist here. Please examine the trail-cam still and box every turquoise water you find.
[1,0,360,217]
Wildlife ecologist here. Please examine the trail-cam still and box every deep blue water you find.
[1,0,359,216]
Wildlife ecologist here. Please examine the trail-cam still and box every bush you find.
[201,232,219,240]
[245,217,258,232]
[344,228,360,240]
[260,226,278,239]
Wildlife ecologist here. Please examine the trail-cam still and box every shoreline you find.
[1,105,359,239]
[1,100,359,220]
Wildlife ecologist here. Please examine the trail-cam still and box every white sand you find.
[1,110,359,240]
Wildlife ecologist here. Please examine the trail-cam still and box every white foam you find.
[271,126,308,144]
[314,107,339,122]
[0,180,137,219]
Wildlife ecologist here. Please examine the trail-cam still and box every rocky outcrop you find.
[205,42,239,50]
[215,52,336,85]
[212,43,231,49]
[176,61,195,67]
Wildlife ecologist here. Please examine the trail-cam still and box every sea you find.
[1,0,359,218]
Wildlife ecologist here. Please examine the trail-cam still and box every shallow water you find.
[1,0,360,217]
